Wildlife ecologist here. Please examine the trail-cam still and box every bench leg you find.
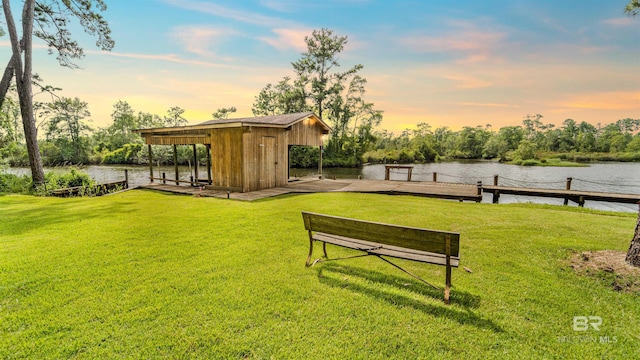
[305,231,314,267]
[444,236,452,305]
[306,241,329,267]
[444,265,451,305]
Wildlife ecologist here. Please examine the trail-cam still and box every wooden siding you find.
[142,129,211,145]
[139,115,326,192]
[242,127,288,192]
[287,117,326,146]
[209,128,243,191]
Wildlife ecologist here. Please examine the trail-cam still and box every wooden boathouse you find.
[134,112,331,193]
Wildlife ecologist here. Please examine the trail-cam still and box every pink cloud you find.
[399,20,507,64]
[163,0,295,28]
[258,28,311,51]
[559,91,640,111]
[443,74,493,89]
[602,17,636,27]
[171,25,234,57]
[90,50,237,68]
[454,102,514,108]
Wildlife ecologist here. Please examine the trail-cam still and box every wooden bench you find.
[302,211,460,304]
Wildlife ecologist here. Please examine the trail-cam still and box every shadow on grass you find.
[1,199,138,236]
[316,263,502,333]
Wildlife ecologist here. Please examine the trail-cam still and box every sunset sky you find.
[2,0,639,133]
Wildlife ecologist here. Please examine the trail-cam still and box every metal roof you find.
[134,111,331,134]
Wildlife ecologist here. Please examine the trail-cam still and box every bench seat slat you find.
[313,233,460,267]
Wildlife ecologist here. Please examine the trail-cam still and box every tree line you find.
[2,85,639,169]
[363,115,640,166]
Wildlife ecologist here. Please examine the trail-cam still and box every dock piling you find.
[564,177,573,205]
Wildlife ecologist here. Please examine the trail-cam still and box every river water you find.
[5,162,640,212]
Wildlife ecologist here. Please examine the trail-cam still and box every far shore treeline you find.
[1,95,639,169]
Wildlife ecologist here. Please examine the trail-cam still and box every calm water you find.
[5,161,640,212]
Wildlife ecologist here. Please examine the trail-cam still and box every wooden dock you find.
[482,185,640,206]
[140,178,483,202]
[138,177,640,207]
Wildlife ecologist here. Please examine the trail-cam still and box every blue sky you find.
[3,0,639,132]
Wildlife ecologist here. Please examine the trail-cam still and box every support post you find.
[564,177,573,205]
[206,144,212,185]
[148,144,154,183]
[433,172,437,182]
[493,190,500,204]
[124,169,129,189]
[288,145,291,180]
[173,144,179,185]
[444,235,452,305]
[318,145,323,179]
[494,175,499,186]
[192,144,198,183]
[162,172,166,184]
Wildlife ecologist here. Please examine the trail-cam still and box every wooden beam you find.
[148,144,154,183]
[173,144,179,186]
[445,234,452,305]
[193,144,198,183]
[206,144,212,185]
[319,145,323,179]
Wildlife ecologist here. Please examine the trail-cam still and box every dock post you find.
[494,175,499,186]
[578,196,585,207]
[206,144,212,185]
[173,144,179,186]
[493,190,500,204]
[193,144,199,183]
[124,169,129,189]
[319,145,323,179]
[564,177,573,205]
[477,181,483,203]
[162,172,166,184]
[148,145,154,183]
[433,172,437,182]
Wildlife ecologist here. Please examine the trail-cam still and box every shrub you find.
[102,143,143,164]
[0,173,32,193]
[521,159,540,166]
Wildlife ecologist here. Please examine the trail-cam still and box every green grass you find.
[1,190,638,359]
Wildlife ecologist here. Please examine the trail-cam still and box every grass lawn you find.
[1,190,638,358]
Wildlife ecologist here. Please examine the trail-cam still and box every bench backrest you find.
[302,212,460,257]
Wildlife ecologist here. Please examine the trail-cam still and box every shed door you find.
[259,136,277,189]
